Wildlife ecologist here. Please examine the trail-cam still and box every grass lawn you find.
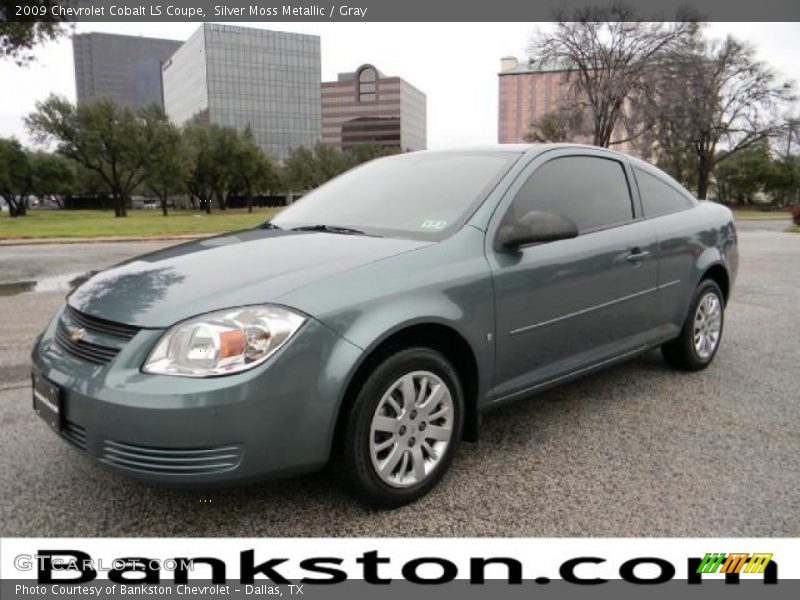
[732,208,791,220]
[0,207,281,240]
[2,206,793,240]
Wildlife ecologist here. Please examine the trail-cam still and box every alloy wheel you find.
[693,291,722,359]
[368,370,454,488]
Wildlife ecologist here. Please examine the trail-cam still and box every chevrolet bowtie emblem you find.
[66,324,87,343]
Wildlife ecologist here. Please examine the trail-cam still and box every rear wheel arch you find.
[701,263,730,304]
[662,278,725,371]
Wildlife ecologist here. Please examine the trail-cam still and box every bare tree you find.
[779,116,800,158]
[649,36,795,199]
[528,3,696,148]
[524,108,586,143]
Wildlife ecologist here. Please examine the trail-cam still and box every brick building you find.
[498,56,633,153]
[498,57,577,144]
[322,64,426,152]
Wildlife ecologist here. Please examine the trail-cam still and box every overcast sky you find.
[1,21,798,150]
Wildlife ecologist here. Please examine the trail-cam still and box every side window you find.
[635,168,693,217]
[505,156,634,233]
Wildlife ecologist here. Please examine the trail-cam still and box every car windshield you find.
[271,151,521,240]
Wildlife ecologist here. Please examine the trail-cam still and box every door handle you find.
[626,249,651,263]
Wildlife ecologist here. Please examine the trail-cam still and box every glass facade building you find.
[73,33,182,109]
[322,64,427,152]
[162,24,321,160]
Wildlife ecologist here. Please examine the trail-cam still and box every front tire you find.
[341,347,464,508]
[662,279,725,371]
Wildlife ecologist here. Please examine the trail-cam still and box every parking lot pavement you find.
[0,240,174,285]
[0,232,798,537]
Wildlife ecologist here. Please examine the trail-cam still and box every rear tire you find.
[662,279,725,371]
[341,347,464,509]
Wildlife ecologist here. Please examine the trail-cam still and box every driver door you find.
[486,150,659,401]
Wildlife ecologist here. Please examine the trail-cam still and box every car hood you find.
[67,228,431,328]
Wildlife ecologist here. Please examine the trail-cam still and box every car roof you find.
[408,143,634,159]
[405,144,696,201]
[410,144,673,176]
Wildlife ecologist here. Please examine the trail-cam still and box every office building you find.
[162,23,321,160]
[73,33,182,109]
[322,64,426,152]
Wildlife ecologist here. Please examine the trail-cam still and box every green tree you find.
[73,164,109,205]
[0,2,69,65]
[208,125,240,211]
[183,123,215,214]
[28,151,75,208]
[232,127,279,213]
[0,137,32,217]
[26,96,170,217]
[765,155,800,207]
[283,142,403,192]
[715,140,776,204]
[311,142,349,185]
[282,146,317,191]
[182,124,245,213]
[141,110,186,216]
[344,143,400,168]
[283,143,352,191]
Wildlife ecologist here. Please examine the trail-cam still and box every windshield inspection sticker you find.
[421,220,448,230]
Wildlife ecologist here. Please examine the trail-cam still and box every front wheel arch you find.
[331,323,481,462]
[339,346,466,507]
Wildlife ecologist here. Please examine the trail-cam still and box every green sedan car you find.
[32,144,738,507]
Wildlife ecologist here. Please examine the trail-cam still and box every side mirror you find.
[496,210,579,251]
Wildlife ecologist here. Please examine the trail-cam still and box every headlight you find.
[142,306,306,377]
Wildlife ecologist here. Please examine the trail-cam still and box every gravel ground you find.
[0,232,798,537]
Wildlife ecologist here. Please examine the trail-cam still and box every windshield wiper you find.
[291,224,371,236]
[258,221,283,230]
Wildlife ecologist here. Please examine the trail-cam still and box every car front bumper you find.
[31,305,363,487]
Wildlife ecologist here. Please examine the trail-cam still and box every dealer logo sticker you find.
[689,552,777,584]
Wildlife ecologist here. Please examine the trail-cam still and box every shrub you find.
[792,205,800,227]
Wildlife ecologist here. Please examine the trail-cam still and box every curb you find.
[0,233,222,247]
[734,217,790,221]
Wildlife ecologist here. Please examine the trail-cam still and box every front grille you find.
[53,306,140,365]
[62,420,87,451]
[101,440,243,476]
[64,305,140,340]
[54,322,120,365]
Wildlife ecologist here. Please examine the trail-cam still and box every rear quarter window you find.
[635,168,693,217]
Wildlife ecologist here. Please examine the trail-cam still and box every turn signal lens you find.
[219,330,247,358]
